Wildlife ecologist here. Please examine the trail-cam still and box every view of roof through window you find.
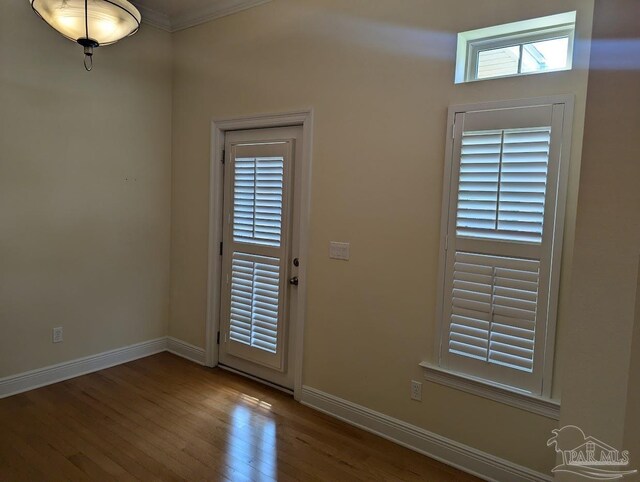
[455,11,576,83]
[477,37,570,79]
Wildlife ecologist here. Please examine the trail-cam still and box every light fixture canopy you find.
[30,0,142,71]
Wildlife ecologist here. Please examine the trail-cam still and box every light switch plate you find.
[329,242,350,261]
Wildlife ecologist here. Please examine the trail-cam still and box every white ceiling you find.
[132,0,270,32]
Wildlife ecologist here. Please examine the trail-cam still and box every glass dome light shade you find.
[30,0,141,47]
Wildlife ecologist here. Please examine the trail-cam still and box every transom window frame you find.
[422,96,575,417]
[455,11,577,84]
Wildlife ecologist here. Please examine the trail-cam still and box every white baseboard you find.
[167,336,206,365]
[0,338,167,399]
[0,336,208,399]
[300,386,551,482]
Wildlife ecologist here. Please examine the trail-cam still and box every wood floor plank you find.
[0,353,482,481]
[21,402,136,481]
[0,421,87,482]
[27,386,184,480]
[0,438,48,482]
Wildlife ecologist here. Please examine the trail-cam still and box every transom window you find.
[455,12,576,83]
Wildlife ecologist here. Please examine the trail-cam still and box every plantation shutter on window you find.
[456,128,551,244]
[449,252,540,373]
[439,102,568,395]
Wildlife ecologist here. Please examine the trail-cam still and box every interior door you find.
[218,126,301,390]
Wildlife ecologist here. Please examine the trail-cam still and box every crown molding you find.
[137,0,271,33]
[137,5,172,32]
[171,0,271,32]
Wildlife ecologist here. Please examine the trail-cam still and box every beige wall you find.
[0,3,173,377]
[559,0,640,469]
[170,0,593,472]
[625,266,640,468]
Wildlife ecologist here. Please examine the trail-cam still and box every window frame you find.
[428,96,574,405]
[455,12,577,84]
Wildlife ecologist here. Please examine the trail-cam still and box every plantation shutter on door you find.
[229,253,280,353]
[233,156,285,247]
[222,141,293,371]
[440,103,567,395]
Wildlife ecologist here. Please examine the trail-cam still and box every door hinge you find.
[221,149,226,164]
[452,123,456,140]
[217,331,220,345]
[445,234,449,251]
[219,241,223,256]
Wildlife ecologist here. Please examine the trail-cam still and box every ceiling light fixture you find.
[29,0,142,71]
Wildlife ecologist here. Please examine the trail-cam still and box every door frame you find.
[205,109,314,401]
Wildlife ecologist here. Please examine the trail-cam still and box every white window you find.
[434,97,573,397]
[455,12,576,83]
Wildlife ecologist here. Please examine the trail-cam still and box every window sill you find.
[419,362,560,420]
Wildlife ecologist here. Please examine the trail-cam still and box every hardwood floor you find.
[0,353,481,481]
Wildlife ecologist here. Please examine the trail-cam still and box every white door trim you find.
[206,109,314,401]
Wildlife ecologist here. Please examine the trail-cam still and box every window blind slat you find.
[450,342,487,360]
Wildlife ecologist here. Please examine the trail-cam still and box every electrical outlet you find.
[410,380,422,401]
[52,327,63,344]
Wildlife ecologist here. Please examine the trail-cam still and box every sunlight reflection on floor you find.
[225,394,277,480]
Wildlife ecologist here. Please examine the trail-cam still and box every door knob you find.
[289,276,299,286]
